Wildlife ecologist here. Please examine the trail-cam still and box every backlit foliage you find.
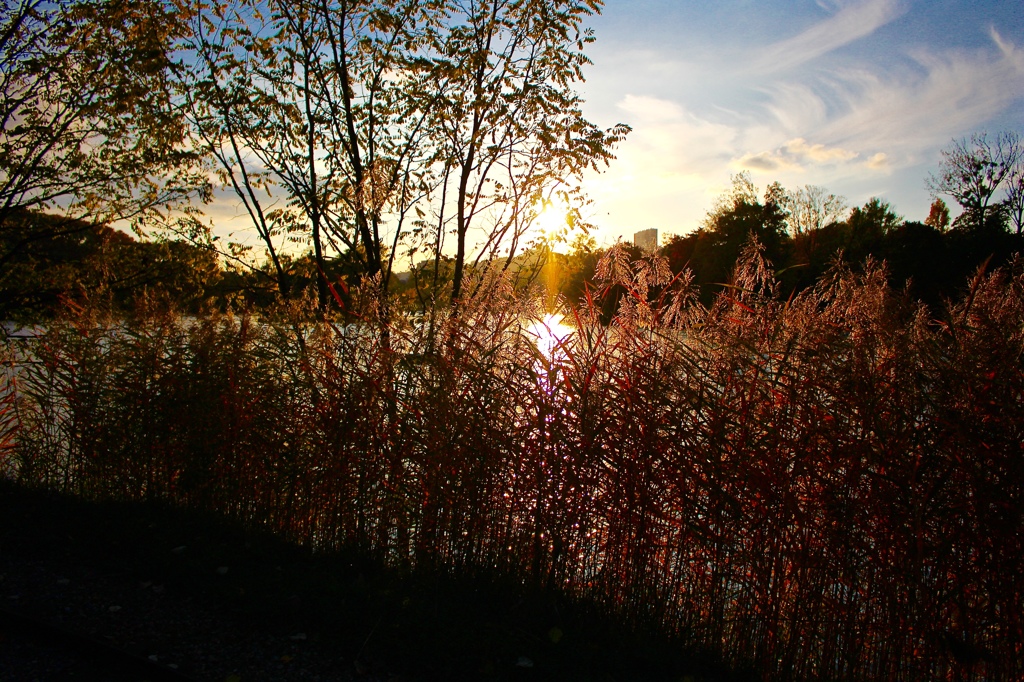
[3,245,1022,680]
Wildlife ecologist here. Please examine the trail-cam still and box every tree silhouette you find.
[927,131,1021,232]
[0,0,205,227]
[174,0,625,311]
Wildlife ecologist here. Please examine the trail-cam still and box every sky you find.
[575,0,1024,245]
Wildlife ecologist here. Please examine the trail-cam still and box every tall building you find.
[633,228,658,251]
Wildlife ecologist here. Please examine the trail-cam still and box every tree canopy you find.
[0,0,206,227]
[172,0,627,310]
[927,131,1022,233]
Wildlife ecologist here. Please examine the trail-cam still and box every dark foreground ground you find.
[0,481,744,682]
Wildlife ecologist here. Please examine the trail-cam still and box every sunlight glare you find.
[531,201,572,251]
[526,313,575,363]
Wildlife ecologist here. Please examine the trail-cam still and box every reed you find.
[4,246,1021,680]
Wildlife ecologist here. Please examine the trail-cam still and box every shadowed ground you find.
[0,480,739,682]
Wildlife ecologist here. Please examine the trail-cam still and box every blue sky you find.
[577,0,1024,244]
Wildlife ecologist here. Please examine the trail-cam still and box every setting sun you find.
[529,201,573,249]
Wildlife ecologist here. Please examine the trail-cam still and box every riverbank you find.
[0,481,734,681]
[5,251,1021,679]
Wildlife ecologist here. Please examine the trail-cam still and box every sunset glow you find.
[531,202,570,242]
[577,0,1024,245]
[5,1,1022,677]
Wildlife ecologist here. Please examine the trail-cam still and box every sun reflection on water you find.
[525,313,574,363]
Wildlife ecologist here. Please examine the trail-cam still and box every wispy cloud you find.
[757,0,907,72]
[580,1,1024,237]
[615,95,739,174]
[736,28,1024,170]
[813,30,1024,153]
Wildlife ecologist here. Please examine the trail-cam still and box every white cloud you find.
[733,138,859,174]
[786,138,860,163]
[758,0,907,72]
[866,152,890,170]
[614,95,740,175]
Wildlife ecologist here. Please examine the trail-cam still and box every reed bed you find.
[2,245,1021,680]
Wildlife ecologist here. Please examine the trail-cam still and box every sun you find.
[531,200,573,251]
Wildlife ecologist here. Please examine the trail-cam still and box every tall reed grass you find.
[2,244,1021,680]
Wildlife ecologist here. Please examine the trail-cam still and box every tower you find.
[633,228,658,251]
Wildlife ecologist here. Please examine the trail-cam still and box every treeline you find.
[661,197,1023,311]
[528,186,1022,322]
[6,188,1022,322]
[484,134,1024,316]
[0,210,373,321]
[0,211,215,319]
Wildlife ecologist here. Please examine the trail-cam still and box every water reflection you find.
[525,313,574,363]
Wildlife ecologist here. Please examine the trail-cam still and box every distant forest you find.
[4,166,1022,321]
[546,162,1024,318]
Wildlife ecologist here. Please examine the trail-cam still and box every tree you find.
[173,0,295,301]
[924,198,950,231]
[0,0,205,229]
[846,197,901,239]
[176,0,625,311]
[424,0,628,304]
[877,220,948,309]
[927,131,1021,231]
[0,211,220,319]
[782,184,847,236]
[1006,159,1024,235]
[556,232,600,304]
[1,0,208,318]
[177,0,424,306]
[685,173,791,302]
